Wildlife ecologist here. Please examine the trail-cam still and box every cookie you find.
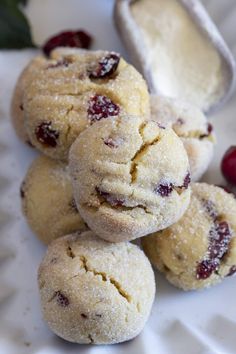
[22,48,150,160]
[38,231,155,344]
[69,114,191,242]
[21,155,87,244]
[150,95,215,181]
[142,183,236,290]
[11,56,44,145]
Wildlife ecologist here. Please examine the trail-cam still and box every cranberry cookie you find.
[11,56,44,145]
[21,155,87,244]
[38,231,155,344]
[69,114,191,242]
[22,48,150,160]
[142,183,236,290]
[150,95,215,181]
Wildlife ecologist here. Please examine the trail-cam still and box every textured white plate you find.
[0,1,236,353]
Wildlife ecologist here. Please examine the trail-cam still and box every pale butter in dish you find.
[114,0,236,114]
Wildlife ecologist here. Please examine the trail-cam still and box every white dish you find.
[0,1,235,353]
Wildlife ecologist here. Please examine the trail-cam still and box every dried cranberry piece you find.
[69,198,78,212]
[202,199,218,220]
[47,58,72,69]
[87,95,120,122]
[19,103,24,111]
[176,118,184,125]
[55,291,69,307]
[154,183,173,197]
[227,266,236,276]
[89,53,120,79]
[103,137,123,148]
[196,259,218,280]
[208,221,231,260]
[182,172,191,189]
[221,146,236,186]
[200,122,214,139]
[96,187,124,207]
[35,122,59,147]
[20,182,25,198]
[42,30,92,57]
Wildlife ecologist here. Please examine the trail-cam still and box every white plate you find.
[0,1,236,353]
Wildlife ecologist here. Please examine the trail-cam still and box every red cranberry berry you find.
[96,187,124,207]
[200,122,213,139]
[87,95,120,123]
[35,122,59,147]
[221,146,236,186]
[43,30,92,57]
[155,183,173,197]
[89,53,120,79]
[55,291,69,307]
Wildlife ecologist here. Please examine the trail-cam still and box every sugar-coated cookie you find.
[38,231,155,344]
[22,48,150,160]
[69,114,191,242]
[21,155,87,244]
[142,183,236,290]
[150,95,215,181]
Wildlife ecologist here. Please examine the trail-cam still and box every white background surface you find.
[0,1,236,353]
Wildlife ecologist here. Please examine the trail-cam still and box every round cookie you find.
[22,48,150,160]
[150,95,215,181]
[11,56,44,145]
[21,155,87,244]
[69,114,191,243]
[142,183,236,290]
[38,231,155,344]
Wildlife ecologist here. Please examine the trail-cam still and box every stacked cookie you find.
[12,48,236,345]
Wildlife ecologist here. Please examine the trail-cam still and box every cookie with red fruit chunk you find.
[21,48,150,160]
[142,183,236,290]
[150,95,215,181]
[69,114,191,243]
[221,146,236,186]
[38,231,155,344]
[21,155,87,244]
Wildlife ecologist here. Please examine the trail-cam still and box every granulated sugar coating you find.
[69,114,191,242]
[19,47,150,160]
[150,95,215,181]
[21,155,87,244]
[38,231,155,344]
[142,183,236,290]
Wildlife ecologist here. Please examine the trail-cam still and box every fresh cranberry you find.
[221,146,236,186]
[89,53,120,79]
[55,291,69,307]
[87,95,120,122]
[228,266,236,276]
[96,187,124,207]
[35,122,59,147]
[42,30,92,56]
[155,183,173,197]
